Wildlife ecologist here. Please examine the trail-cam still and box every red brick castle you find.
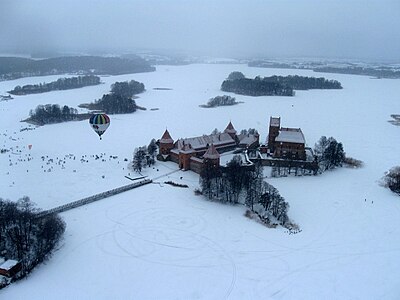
[157,117,307,173]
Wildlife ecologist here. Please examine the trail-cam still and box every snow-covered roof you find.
[180,143,195,154]
[203,144,220,159]
[275,128,305,144]
[0,260,19,271]
[160,129,174,144]
[224,121,237,134]
[238,134,258,146]
[176,132,235,150]
[270,117,280,127]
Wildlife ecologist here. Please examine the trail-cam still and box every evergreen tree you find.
[315,136,346,171]
[147,139,158,160]
[132,147,147,173]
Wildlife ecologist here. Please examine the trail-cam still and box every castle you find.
[157,122,259,173]
[157,118,307,173]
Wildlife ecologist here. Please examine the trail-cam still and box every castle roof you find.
[180,143,195,154]
[160,129,174,144]
[203,144,220,159]
[238,133,259,147]
[275,128,305,144]
[176,132,235,151]
[224,121,237,134]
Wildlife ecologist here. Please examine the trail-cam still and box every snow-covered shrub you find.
[382,166,400,195]
[344,157,363,168]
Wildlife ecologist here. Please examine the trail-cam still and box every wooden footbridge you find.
[36,179,152,218]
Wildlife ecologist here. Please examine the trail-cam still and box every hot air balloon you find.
[89,113,110,140]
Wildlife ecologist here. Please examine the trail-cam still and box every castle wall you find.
[189,158,204,174]
[274,142,306,160]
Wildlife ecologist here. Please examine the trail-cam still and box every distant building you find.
[267,117,306,160]
[157,121,259,173]
[0,259,22,278]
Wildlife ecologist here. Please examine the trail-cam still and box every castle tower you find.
[268,116,280,152]
[159,129,174,155]
[224,121,237,140]
[203,143,220,168]
[178,143,195,170]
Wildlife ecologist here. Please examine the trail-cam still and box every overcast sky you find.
[1,0,399,60]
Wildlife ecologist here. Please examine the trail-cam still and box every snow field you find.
[0,64,400,299]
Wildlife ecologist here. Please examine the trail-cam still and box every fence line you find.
[36,179,152,218]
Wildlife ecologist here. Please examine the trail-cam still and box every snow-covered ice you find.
[1,64,400,299]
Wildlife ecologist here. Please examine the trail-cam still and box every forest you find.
[8,75,101,95]
[262,75,342,90]
[248,60,400,79]
[200,156,292,227]
[0,56,155,81]
[0,197,65,288]
[221,72,342,96]
[221,77,294,96]
[81,79,145,114]
[28,104,85,125]
[314,66,400,79]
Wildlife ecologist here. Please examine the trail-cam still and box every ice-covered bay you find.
[0,64,399,299]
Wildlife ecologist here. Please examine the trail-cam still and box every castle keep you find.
[267,117,306,160]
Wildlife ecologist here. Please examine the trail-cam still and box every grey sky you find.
[1,0,399,60]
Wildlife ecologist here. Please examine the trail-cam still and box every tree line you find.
[28,104,82,125]
[221,76,295,96]
[8,75,101,95]
[0,56,155,81]
[221,71,342,97]
[262,75,342,90]
[200,156,292,227]
[0,197,65,287]
[26,79,146,125]
[83,79,145,114]
[314,66,400,79]
[248,60,400,79]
